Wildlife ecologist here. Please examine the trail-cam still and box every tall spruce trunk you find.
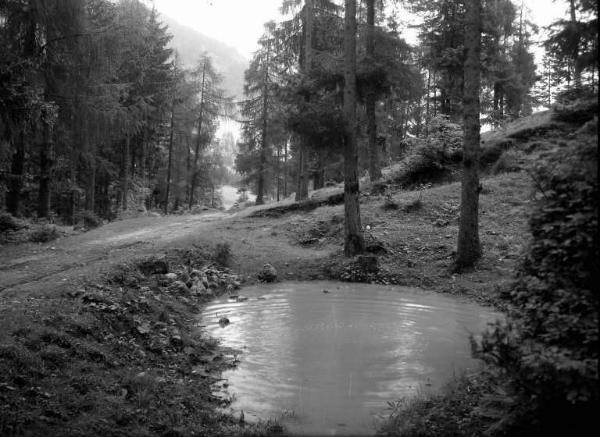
[295,0,313,201]
[343,0,365,257]
[7,131,25,216]
[38,122,53,219]
[366,0,381,181]
[256,41,271,205]
[121,133,130,211]
[295,146,309,200]
[284,140,288,197]
[87,146,96,213]
[569,0,582,87]
[455,0,482,270]
[165,103,175,214]
[189,62,206,208]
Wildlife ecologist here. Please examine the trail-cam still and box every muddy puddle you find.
[202,281,500,436]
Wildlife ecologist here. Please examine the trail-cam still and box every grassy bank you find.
[0,248,282,436]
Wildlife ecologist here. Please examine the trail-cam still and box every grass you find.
[0,250,283,436]
[377,372,497,437]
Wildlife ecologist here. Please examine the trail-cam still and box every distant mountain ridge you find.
[160,14,248,98]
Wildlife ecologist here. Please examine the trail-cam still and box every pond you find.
[202,281,500,436]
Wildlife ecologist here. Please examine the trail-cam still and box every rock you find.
[356,255,378,274]
[164,273,178,282]
[191,282,207,295]
[169,281,190,294]
[136,322,151,335]
[201,276,209,289]
[137,257,169,275]
[258,263,278,282]
[365,241,387,254]
[218,317,230,326]
[179,271,191,286]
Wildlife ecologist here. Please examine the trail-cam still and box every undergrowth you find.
[0,248,282,436]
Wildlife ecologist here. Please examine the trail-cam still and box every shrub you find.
[393,116,463,187]
[213,242,232,267]
[473,134,598,435]
[29,225,59,243]
[82,211,103,229]
[0,213,25,233]
[490,150,522,174]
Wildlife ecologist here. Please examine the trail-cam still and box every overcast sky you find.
[152,0,569,59]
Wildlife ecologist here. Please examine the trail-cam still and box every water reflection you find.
[202,281,499,436]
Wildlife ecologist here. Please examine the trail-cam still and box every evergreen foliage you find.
[0,0,233,222]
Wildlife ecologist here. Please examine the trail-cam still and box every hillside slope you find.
[160,14,248,98]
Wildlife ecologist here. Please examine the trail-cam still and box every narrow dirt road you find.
[0,210,333,298]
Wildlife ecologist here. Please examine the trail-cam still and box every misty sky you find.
[153,0,569,59]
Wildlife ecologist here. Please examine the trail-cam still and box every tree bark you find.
[165,103,175,214]
[455,0,482,270]
[284,140,288,197]
[569,0,582,87]
[38,122,53,219]
[366,0,381,181]
[189,61,207,209]
[121,133,130,211]
[87,145,96,213]
[256,40,271,205]
[425,68,431,134]
[343,0,365,257]
[295,144,309,200]
[295,0,313,201]
[276,144,281,201]
[7,131,25,216]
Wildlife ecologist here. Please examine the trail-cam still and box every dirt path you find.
[0,210,333,298]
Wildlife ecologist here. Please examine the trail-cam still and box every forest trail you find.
[0,212,226,295]
[0,209,334,298]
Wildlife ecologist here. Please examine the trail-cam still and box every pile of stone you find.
[161,265,242,300]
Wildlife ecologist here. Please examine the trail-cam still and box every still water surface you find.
[202,281,499,436]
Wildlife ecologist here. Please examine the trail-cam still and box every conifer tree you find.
[455,0,482,270]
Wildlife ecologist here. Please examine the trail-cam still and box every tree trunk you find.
[295,0,313,201]
[295,145,309,200]
[284,140,288,197]
[165,103,175,214]
[7,131,25,216]
[87,146,96,213]
[121,133,130,211]
[455,0,482,270]
[569,0,582,88]
[189,61,207,209]
[366,0,381,181]
[256,41,271,206]
[425,68,431,134]
[343,0,365,257]
[276,144,281,201]
[38,122,53,219]
[432,72,437,116]
[185,136,191,206]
